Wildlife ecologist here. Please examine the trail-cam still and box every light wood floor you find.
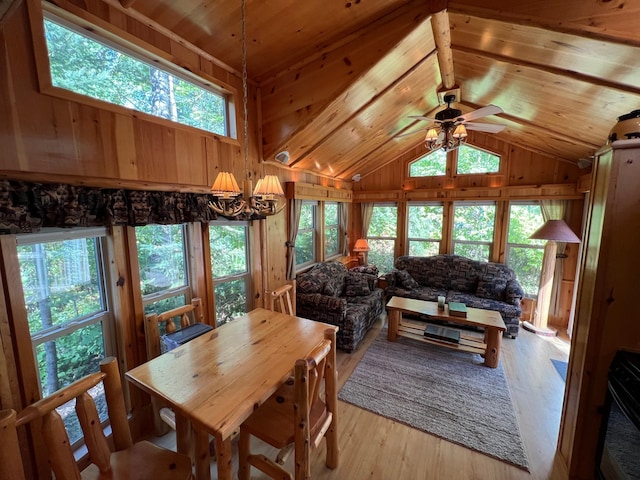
[152,316,571,479]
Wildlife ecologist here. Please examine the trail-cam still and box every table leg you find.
[388,309,399,341]
[194,428,211,480]
[215,434,233,480]
[483,327,502,368]
[175,413,192,460]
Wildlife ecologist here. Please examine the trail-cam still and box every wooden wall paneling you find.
[442,201,454,253]
[0,248,20,411]
[248,219,263,310]
[186,222,208,319]
[560,141,640,477]
[494,199,508,263]
[396,200,407,257]
[262,211,287,293]
[0,21,22,170]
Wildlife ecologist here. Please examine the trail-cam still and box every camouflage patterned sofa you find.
[296,262,384,352]
[384,255,524,338]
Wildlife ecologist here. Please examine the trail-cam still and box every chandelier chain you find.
[241,0,249,176]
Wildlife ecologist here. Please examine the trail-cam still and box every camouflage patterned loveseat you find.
[384,255,524,338]
[296,262,384,352]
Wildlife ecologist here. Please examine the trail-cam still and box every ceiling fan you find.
[398,94,506,151]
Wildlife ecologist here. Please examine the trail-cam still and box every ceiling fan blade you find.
[395,129,428,138]
[408,115,439,123]
[460,105,503,122]
[464,122,506,133]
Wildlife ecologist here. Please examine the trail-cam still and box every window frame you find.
[323,202,341,259]
[451,201,497,262]
[136,224,192,314]
[31,3,235,139]
[366,203,398,274]
[406,202,444,256]
[209,220,252,326]
[454,144,501,175]
[505,201,546,298]
[295,201,318,269]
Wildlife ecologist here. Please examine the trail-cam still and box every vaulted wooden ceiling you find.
[121,0,640,181]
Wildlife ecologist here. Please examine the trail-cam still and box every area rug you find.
[338,330,529,470]
[551,358,568,382]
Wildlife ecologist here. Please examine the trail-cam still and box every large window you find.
[17,229,114,446]
[43,14,227,135]
[409,150,447,177]
[324,202,340,258]
[506,203,546,296]
[452,202,496,262]
[210,223,251,326]
[367,204,398,274]
[456,144,500,174]
[407,203,443,256]
[296,202,317,267]
[136,224,189,317]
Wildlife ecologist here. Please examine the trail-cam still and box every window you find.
[296,202,317,267]
[452,202,496,262]
[136,224,189,319]
[43,14,227,135]
[324,202,340,258]
[407,203,443,256]
[210,223,251,326]
[17,229,114,446]
[367,204,398,274]
[456,144,500,174]
[409,150,447,177]
[506,203,546,297]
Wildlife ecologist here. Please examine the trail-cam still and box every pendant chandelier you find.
[209,0,285,219]
[425,122,468,152]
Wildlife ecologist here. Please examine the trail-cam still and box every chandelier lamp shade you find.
[425,120,468,152]
[208,0,285,220]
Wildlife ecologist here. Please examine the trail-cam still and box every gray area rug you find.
[338,330,529,470]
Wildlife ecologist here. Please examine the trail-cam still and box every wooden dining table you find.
[126,308,338,480]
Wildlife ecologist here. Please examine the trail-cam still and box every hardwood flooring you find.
[151,316,571,479]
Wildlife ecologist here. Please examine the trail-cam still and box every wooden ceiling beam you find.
[0,0,21,26]
[430,11,456,91]
[452,45,640,97]
[448,1,640,47]
[119,0,137,8]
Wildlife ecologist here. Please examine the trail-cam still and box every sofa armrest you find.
[505,279,525,304]
[381,270,398,288]
[297,292,347,317]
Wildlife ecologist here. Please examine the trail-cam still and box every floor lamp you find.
[522,219,581,336]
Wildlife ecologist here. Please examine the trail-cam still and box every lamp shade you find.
[211,172,241,197]
[253,175,284,197]
[353,239,370,252]
[529,219,581,243]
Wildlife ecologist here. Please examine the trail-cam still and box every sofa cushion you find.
[344,273,371,297]
[350,264,379,276]
[397,269,420,289]
[476,276,507,301]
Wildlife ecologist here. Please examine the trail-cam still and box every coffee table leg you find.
[484,327,502,368]
[388,309,400,341]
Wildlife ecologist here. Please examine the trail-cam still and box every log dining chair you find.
[238,328,339,480]
[0,357,192,480]
[144,297,204,434]
[267,281,296,316]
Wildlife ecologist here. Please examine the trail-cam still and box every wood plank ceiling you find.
[121,0,640,181]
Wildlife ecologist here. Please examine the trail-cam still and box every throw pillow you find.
[296,276,323,294]
[344,273,371,297]
[476,276,507,301]
[397,269,419,289]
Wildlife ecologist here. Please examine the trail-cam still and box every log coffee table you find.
[386,296,506,368]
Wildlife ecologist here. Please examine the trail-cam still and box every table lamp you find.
[523,219,581,336]
[352,239,370,265]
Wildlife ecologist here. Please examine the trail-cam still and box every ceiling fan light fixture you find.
[453,123,468,139]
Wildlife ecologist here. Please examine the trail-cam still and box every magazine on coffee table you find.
[424,324,461,344]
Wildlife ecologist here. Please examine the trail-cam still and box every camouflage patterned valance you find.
[0,180,221,234]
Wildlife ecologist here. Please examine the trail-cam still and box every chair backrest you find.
[144,297,204,360]
[0,357,133,480]
[294,328,337,479]
[267,281,296,315]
